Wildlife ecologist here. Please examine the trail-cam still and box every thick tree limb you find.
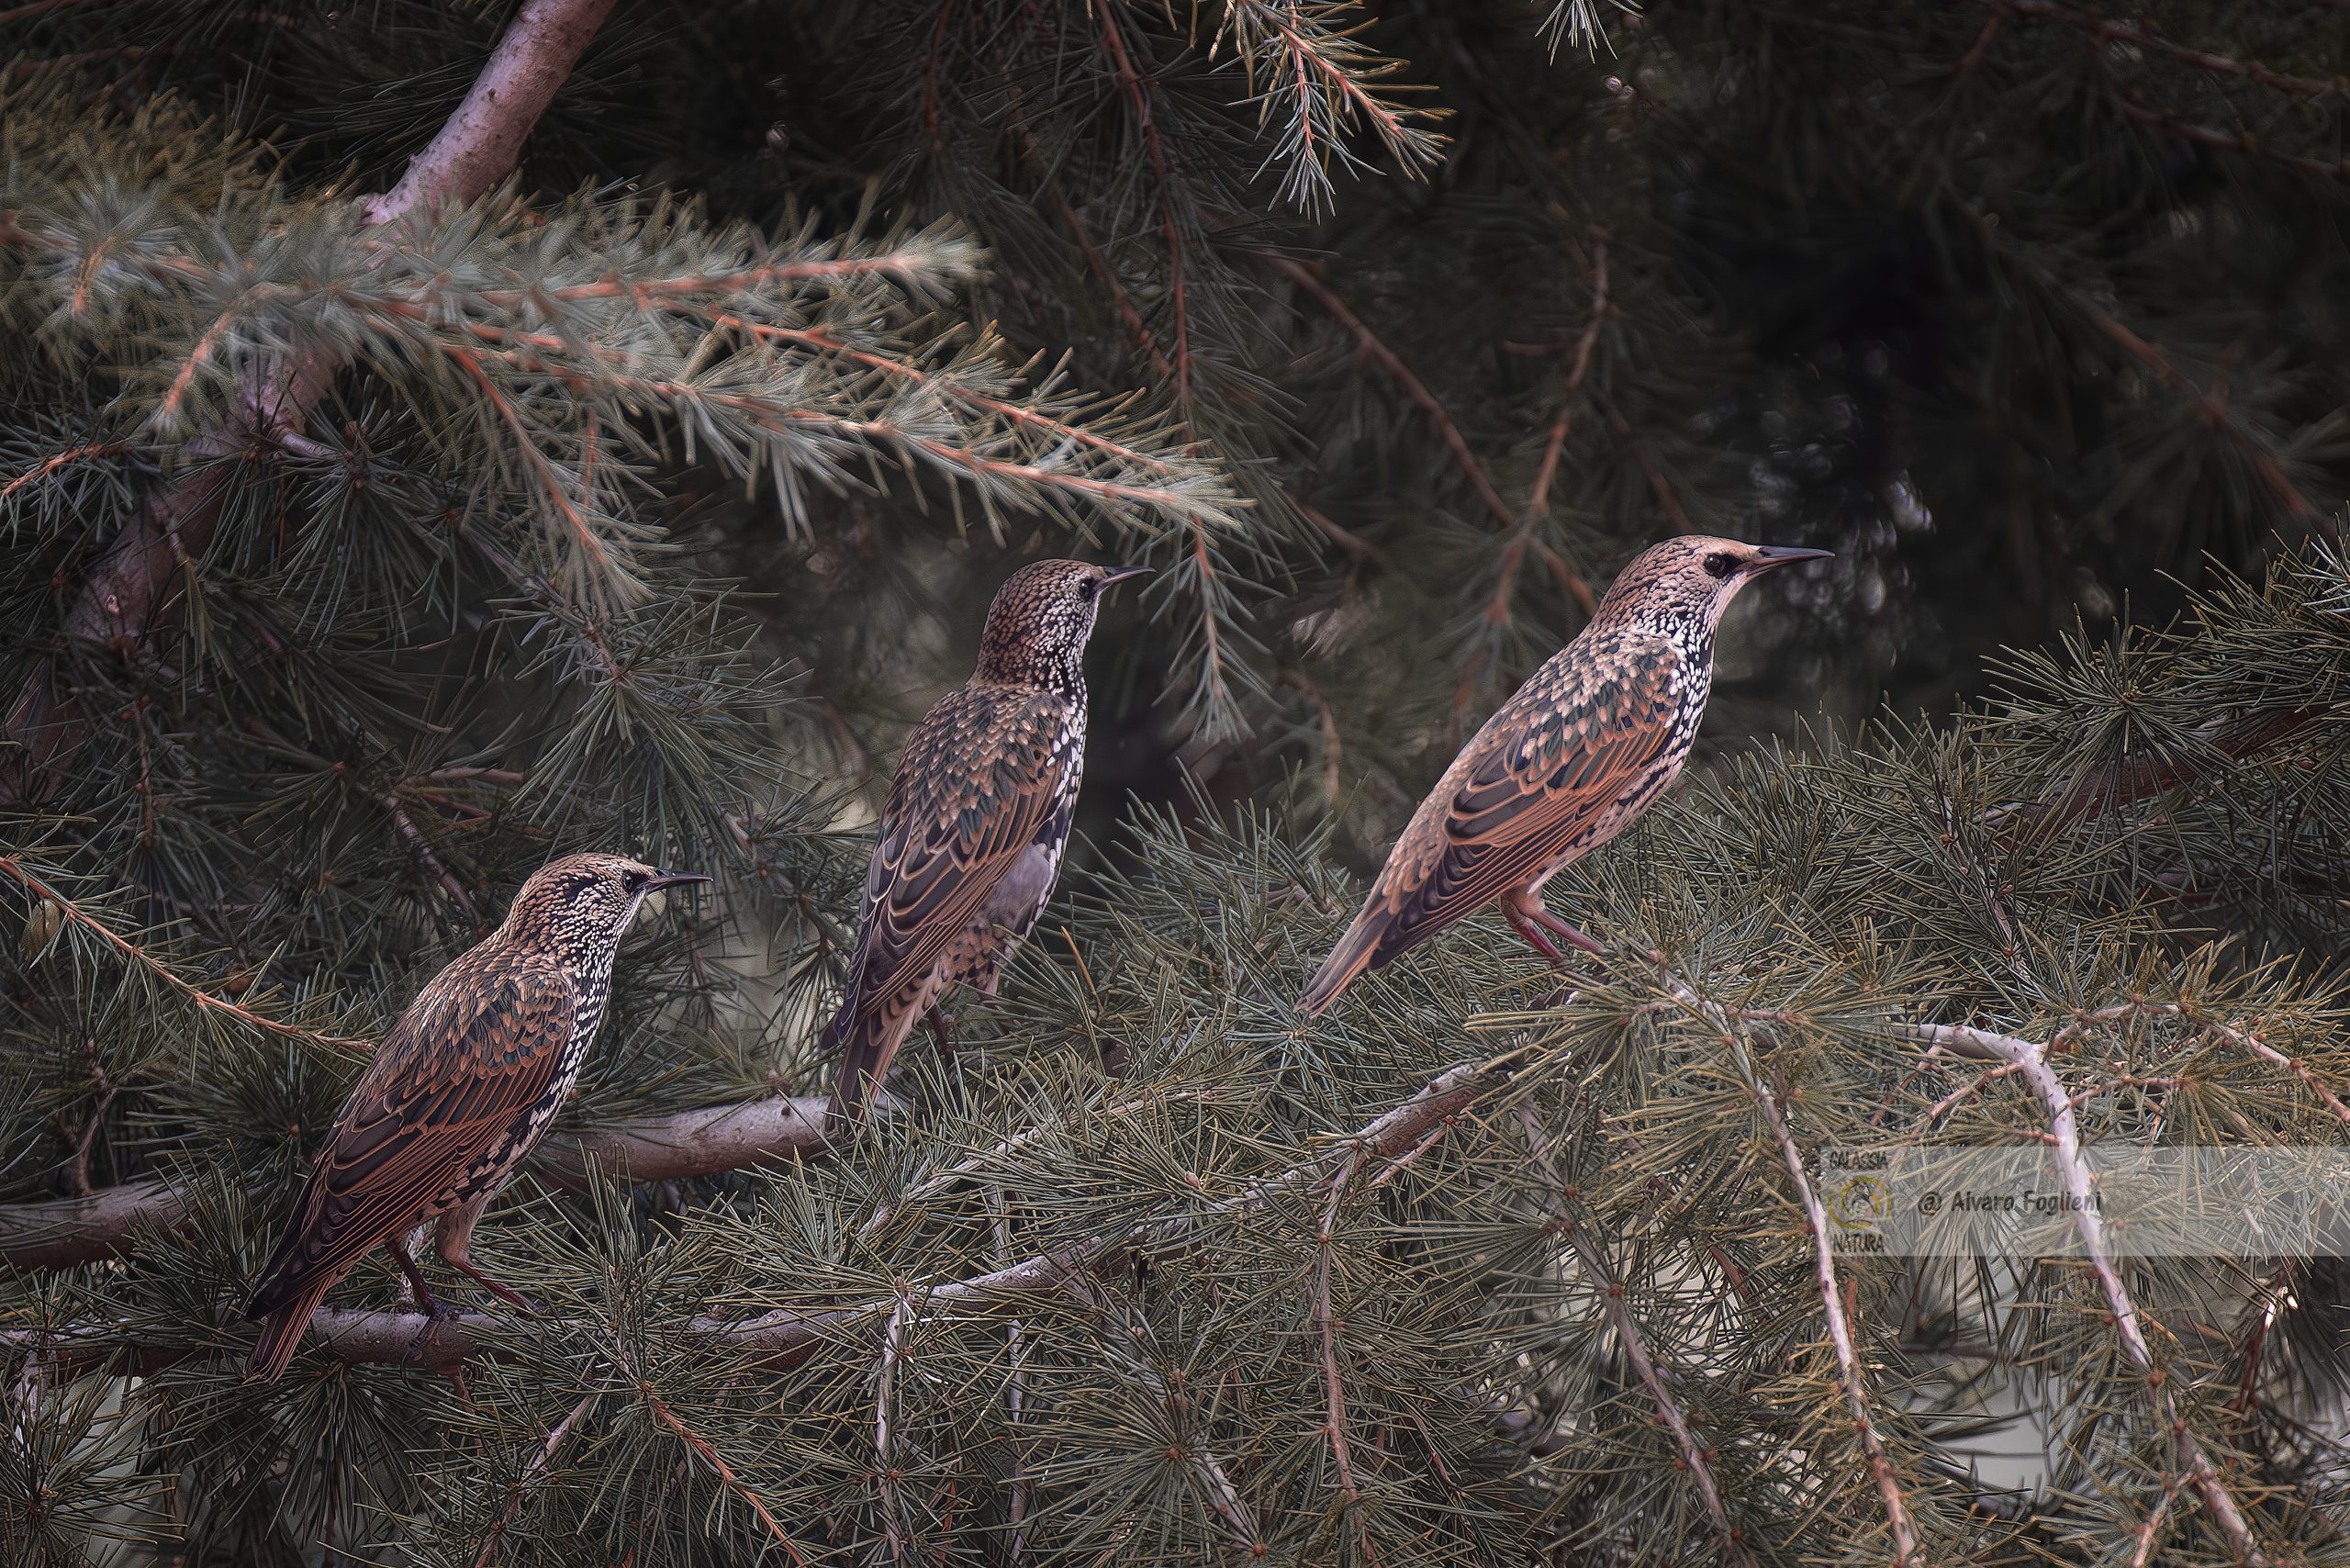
[0,1092,830,1271]
[2,1063,1500,1380]
[0,0,616,803]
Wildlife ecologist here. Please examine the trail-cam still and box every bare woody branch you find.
[1896,1021,2271,1566]
[1663,975,1920,1565]
[0,1092,829,1271]
[2,1063,1500,1381]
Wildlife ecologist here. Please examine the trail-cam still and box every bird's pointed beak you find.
[643,870,711,891]
[1744,545,1834,574]
[1097,566,1151,590]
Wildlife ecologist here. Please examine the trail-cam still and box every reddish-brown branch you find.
[0,442,117,503]
[444,330,1227,521]
[634,1369,810,1564]
[0,0,104,23]
[1592,386,1695,532]
[1455,240,1610,718]
[49,1042,119,1201]
[1271,252,1601,616]
[2111,98,2350,183]
[1047,183,1177,381]
[711,317,1175,473]
[1232,1,1439,165]
[1096,9,1192,407]
[1263,254,1515,528]
[1277,668,1343,805]
[378,791,481,928]
[1808,76,2325,525]
[1291,495,1384,566]
[1998,706,2325,833]
[0,857,368,1057]
[1986,0,2340,99]
[447,346,628,590]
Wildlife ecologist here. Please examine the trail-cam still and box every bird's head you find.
[973,559,1150,690]
[1595,535,1833,638]
[503,853,709,951]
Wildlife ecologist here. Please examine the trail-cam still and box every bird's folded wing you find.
[258,953,578,1301]
[1379,641,1686,944]
[839,684,1071,1014]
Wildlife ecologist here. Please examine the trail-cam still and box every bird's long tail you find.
[1296,912,1392,1016]
[826,993,914,1130]
[245,1275,334,1383]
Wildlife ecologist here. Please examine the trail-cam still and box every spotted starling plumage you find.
[824,560,1147,1125]
[242,852,708,1382]
[1297,536,1831,1014]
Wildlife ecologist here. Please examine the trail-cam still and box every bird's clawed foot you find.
[925,1005,956,1059]
[398,1291,464,1367]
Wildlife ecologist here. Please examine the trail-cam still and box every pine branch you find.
[1314,1150,1375,1560]
[1457,238,1609,719]
[1897,1020,2271,1566]
[1664,971,1921,1565]
[0,1092,829,1271]
[474,1391,599,1568]
[1992,705,2327,832]
[0,0,617,804]
[2,1062,1500,1379]
[1518,1106,1752,1567]
[0,856,370,1057]
[1805,72,2328,527]
[1263,252,1597,618]
[1982,1,2340,101]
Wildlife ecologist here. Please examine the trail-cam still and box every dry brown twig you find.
[1897,1020,2270,1566]
[1517,1106,1752,1565]
[1657,971,1920,1564]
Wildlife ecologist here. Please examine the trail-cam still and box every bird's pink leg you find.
[1502,887,1605,969]
[926,1005,956,1060]
[386,1232,460,1367]
[435,1196,540,1315]
[385,1233,449,1317]
[1503,901,1571,970]
[1520,896,1607,957]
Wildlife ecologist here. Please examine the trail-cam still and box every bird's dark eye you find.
[623,869,648,891]
[1703,552,1736,579]
[1079,577,1100,600]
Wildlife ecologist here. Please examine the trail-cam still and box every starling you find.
[1298,536,1830,1014]
[242,852,708,1382]
[824,559,1147,1126]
